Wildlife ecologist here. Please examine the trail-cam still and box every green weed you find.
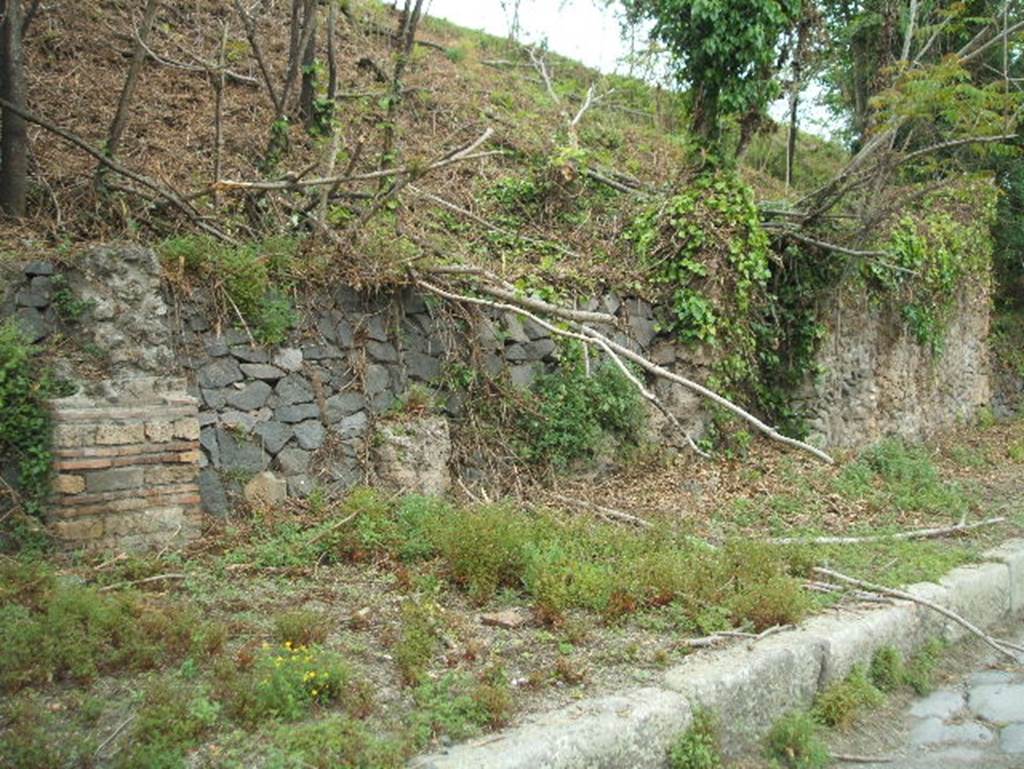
[669,708,722,769]
[267,715,406,769]
[813,665,884,729]
[273,608,331,647]
[868,646,906,692]
[409,673,495,747]
[765,710,830,769]
[395,599,440,685]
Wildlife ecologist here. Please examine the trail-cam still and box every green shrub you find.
[765,710,829,769]
[0,320,54,517]
[669,708,722,769]
[410,673,494,747]
[813,666,884,729]
[518,354,646,469]
[904,639,945,695]
[251,642,358,721]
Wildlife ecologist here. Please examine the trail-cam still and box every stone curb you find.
[416,539,1024,768]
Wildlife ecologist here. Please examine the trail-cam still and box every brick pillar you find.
[48,378,201,550]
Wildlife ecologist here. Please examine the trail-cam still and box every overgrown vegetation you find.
[159,236,300,345]
[765,710,830,769]
[0,320,57,524]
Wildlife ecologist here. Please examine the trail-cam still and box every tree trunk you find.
[0,0,27,217]
[299,2,317,126]
[690,83,720,148]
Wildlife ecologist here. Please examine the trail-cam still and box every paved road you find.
[831,629,1024,768]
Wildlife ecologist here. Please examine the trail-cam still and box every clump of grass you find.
[267,715,407,769]
[868,645,907,692]
[394,600,440,685]
[813,665,884,729]
[273,607,331,647]
[904,639,945,695]
[669,708,722,769]
[0,695,96,769]
[409,673,499,748]
[113,677,220,769]
[765,710,830,769]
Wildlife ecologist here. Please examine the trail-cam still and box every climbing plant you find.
[0,320,54,518]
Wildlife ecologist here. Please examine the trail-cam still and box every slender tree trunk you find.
[379,0,424,178]
[0,0,27,217]
[100,0,160,184]
[690,83,719,148]
[785,89,799,189]
[299,2,317,126]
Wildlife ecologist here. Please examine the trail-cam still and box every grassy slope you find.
[0,0,844,292]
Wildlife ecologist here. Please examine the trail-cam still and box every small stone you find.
[336,318,355,347]
[909,717,994,747]
[253,421,292,454]
[273,347,303,372]
[95,423,145,445]
[502,313,530,343]
[521,317,551,341]
[221,410,257,432]
[226,381,272,411]
[302,344,343,361]
[509,364,537,389]
[365,316,389,342]
[216,427,267,472]
[276,447,312,475]
[276,403,321,423]
[275,373,314,405]
[204,337,229,357]
[525,338,556,360]
[909,690,965,720]
[366,341,398,363]
[15,287,49,308]
[198,468,228,515]
[24,260,54,276]
[55,474,85,494]
[243,471,288,508]
[364,364,390,396]
[145,420,175,443]
[325,391,366,423]
[287,475,316,498]
[1001,723,1024,753]
[230,345,270,363]
[480,609,529,629]
[406,351,442,382]
[202,388,229,410]
[969,683,1024,722]
[198,358,243,389]
[85,467,143,493]
[14,307,48,342]
[293,420,326,450]
[338,411,368,438]
[240,363,285,381]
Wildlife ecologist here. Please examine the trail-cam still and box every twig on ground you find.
[550,492,652,528]
[831,753,894,764]
[771,517,1006,546]
[98,573,186,592]
[305,510,359,547]
[813,566,1023,661]
[94,714,136,756]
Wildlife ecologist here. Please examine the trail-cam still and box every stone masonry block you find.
[85,466,143,493]
[662,634,823,757]
[937,562,1011,641]
[145,465,196,486]
[789,603,918,686]
[95,423,146,445]
[422,687,692,769]
[982,539,1024,614]
[53,423,95,448]
[51,517,104,541]
[55,474,86,494]
[145,420,175,443]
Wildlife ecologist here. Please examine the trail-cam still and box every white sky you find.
[421,0,835,136]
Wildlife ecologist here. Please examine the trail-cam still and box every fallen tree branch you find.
[415,275,833,464]
[831,753,894,764]
[771,517,1006,546]
[813,566,1022,661]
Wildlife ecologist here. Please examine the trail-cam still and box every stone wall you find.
[802,284,992,448]
[0,244,1005,548]
[48,377,201,550]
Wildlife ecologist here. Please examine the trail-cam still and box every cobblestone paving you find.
[839,632,1024,769]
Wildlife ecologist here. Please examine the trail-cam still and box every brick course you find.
[47,378,201,551]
